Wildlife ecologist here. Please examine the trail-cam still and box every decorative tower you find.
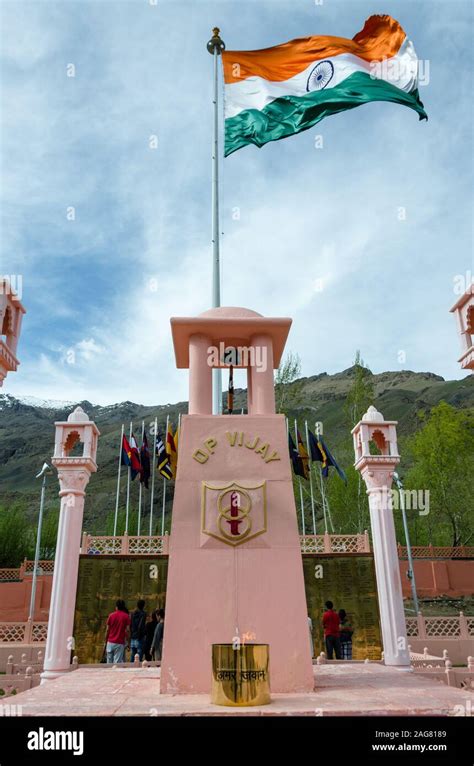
[0,278,26,386]
[41,406,99,683]
[450,283,474,372]
[160,307,314,694]
[352,406,409,667]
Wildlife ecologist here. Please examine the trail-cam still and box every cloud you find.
[1,0,472,406]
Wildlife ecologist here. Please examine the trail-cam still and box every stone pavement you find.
[9,663,472,716]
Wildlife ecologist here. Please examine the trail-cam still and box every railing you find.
[411,655,474,691]
[405,612,474,639]
[0,559,55,582]
[80,533,169,556]
[0,619,48,644]
[398,544,474,559]
[300,531,371,554]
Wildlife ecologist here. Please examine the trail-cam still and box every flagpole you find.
[305,420,317,536]
[125,421,132,535]
[149,417,157,536]
[207,27,225,416]
[293,419,305,536]
[315,422,328,533]
[137,420,145,536]
[161,414,169,536]
[114,424,124,537]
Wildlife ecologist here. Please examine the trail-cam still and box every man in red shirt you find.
[105,599,131,664]
[322,600,342,660]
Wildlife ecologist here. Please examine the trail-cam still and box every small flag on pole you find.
[288,432,306,479]
[156,432,172,480]
[227,365,234,414]
[140,430,151,489]
[121,434,132,467]
[308,431,347,483]
[166,424,178,479]
[296,430,310,479]
[129,434,142,481]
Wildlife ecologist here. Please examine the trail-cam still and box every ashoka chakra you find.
[307,60,334,92]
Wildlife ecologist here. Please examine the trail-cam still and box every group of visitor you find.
[322,600,354,659]
[104,599,165,664]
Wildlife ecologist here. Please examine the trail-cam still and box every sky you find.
[1,0,472,406]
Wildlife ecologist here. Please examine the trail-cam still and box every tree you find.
[0,505,33,567]
[275,352,302,415]
[404,402,474,546]
[344,350,375,427]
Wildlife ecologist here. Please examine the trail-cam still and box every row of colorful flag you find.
[120,424,179,487]
[288,428,347,484]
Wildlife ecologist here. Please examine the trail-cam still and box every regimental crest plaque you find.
[201,481,267,547]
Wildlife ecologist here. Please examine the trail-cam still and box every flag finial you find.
[207,27,225,54]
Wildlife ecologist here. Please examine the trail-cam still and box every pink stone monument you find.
[0,278,26,386]
[160,307,314,694]
[352,406,410,667]
[41,407,99,683]
[450,283,474,372]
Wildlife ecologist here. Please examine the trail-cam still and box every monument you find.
[41,406,99,683]
[160,306,314,694]
[352,406,410,667]
[0,277,26,386]
[450,283,474,372]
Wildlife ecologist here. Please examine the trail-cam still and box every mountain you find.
[1,369,473,533]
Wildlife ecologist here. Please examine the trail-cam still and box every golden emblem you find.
[201,481,267,547]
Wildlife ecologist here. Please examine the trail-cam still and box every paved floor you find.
[8,664,473,717]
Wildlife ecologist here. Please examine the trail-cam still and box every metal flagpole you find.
[294,419,305,536]
[125,421,132,534]
[394,472,420,613]
[29,463,52,621]
[113,424,124,536]
[207,27,225,416]
[161,414,169,536]
[304,420,317,536]
[137,420,145,536]
[149,417,157,536]
[315,422,329,533]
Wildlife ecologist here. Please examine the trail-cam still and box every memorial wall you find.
[73,556,168,664]
[73,554,381,663]
[302,554,382,660]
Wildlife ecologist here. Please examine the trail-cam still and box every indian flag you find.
[222,15,427,156]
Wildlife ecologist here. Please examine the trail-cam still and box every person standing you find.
[151,608,165,660]
[144,610,159,661]
[130,599,147,662]
[105,599,131,664]
[308,615,314,658]
[322,600,341,660]
[339,608,354,660]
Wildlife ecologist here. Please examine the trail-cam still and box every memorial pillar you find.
[0,278,26,387]
[352,406,410,667]
[41,407,99,683]
[249,333,275,415]
[189,333,212,415]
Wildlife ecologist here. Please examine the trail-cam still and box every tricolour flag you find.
[222,14,427,156]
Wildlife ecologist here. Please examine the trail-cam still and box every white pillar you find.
[41,407,99,683]
[363,469,410,667]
